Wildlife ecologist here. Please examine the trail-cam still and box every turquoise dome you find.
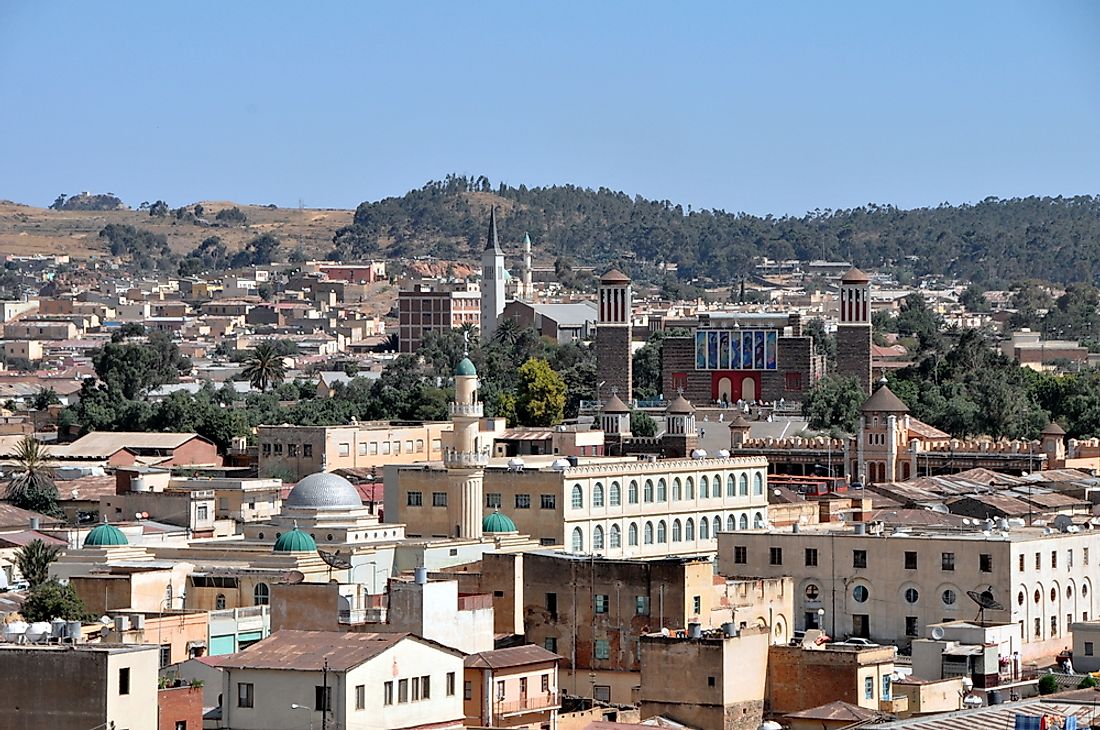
[455,357,477,377]
[84,523,128,547]
[483,510,517,533]
[273,526,317,553]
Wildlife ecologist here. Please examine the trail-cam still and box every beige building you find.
[258,422,451,481]
[719,522,1100,661]
[1,340,43,362]
[172,475,283,524]
[3,319,79,340]
[388,454,770,555]
[215,630,466,730]
[768,643,897,717]
[0,643,159,730]
[464,645,561,729]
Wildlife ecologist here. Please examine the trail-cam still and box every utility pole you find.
[322,658,329,730]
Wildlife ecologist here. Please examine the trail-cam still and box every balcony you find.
[450,402,484,418]
[496,692,560,716]
[443,447,491,468]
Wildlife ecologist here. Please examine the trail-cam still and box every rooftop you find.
[212,630,417,671]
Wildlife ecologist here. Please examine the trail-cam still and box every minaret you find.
[522,232,533,300]
[480,208,506,340]
[595,269,633,404]
[444,344,487,539]
[835,267,873,393]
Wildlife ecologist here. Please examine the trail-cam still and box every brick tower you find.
[596,269,633,404]
[835,267,873,394]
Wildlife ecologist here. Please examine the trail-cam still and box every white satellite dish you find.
[660,627,671,637]
[930,626,945,640]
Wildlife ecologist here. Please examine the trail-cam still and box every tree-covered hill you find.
[331,175,1100,286]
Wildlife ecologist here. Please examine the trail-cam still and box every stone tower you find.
[662,393,698,459]
[596,269,633,404]
[444,354,487,539]
[855,381,910,485]
[1040,421,1066,469]
[835,266,873,394]
[480,208,506,340]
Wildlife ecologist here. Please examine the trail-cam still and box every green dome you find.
[482,510,517,533]
[84,523,128,547]
[455,357,477,377]
[273,526,317,553]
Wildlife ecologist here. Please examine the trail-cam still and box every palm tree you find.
[14,539,61,588]
[241,342,287,393]
[5,437,60,517]
[492,318,521,348]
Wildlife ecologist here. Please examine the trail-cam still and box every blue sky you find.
[1,1,1098,214]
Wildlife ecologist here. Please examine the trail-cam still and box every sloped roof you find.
[212,630,459,671]
[64,432,211,457]
[465,644,560,669]
[861,385,909,414]
[785,700,882,722]
[841,267,871,284]
[600,269,630,284]
[1042,421,1067,436]
[603,393,630,414]
[666,394,695,414]
[907,418,950,441]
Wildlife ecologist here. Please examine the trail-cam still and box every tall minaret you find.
[480,208,506,340]
[835,267,873,393]
[444,344,486,539]
[521,232,533,300]
[595,269,633,403]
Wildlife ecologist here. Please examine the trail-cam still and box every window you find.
[1035,618,1042,637]
[980,554,992,573]
[864,676,873,700]
[1086,548,1090,565]
[1052,550,1058,569]
[547,592,557,617]
[693,595,701,614]
[486,493,502,508]
[853,550,867,569]
[399,678,409,703]
[571,485,584,508]
[942,589,957,606]
[805,548,818,567]
[571,527,584,552]
[274,443,282,455]
[262,443,271,456]
[356,684,365,710]
[672,519,682,542]
[515,494,531,509]
[338,442,350,457]
[447,671,456,696]
[237,681,253,708]
[421,675,431,700]
[544,637,557,652]
[805,584,821,600]
[672,478,682,501]
[1069,550,1074,568]
[769,547,783,565]
[753,472,764,495]
[657,520,667,543]
[610,524,621,548]
[753,512,764,529]
[644,522,654,544]
[463,681,473,701]
[904,551,917,570]
[119,667,131,696]
[593,482,605,507]
[407,491,423,507]
[739,513,749,530]
[726,515,736,531]
[541,674,550,692]
[700,517,710,540]
[852,585,869,603]
[906,616,919,637]
[739,473,748,496]
[657,479,667,501]
[496,680,506,701]
[196,505,208,521]
[686,477,695,499]
[593,526,605,550]
[160,644,172,668]
[432,492,448,507]
[700,476,709,499]
[1019,554,1025,571]
[628,523,639,546]
[941,552,955,571]
[175,722,187,730]
[882,675,892,700]
[1051,616,1058,636]
[714,516,722,535]
[643,479,654,502]
[609,482,621,506]
[727,474,736,497]
[594,639,610,659]
[315,685,332,711]
[1087,642,1095,657]
[288,444,298,457]
[636,595,649,614]
[734,546,747,564]
[540,494,555,509]
[1036,552,1041,570]
[253,582,269,606]
[685,518,695,540]
[628,481,639,504]
[904,588,919,604]
[215,593,226,610]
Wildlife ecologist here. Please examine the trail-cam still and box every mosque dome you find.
[273,526,317,553]
[482,510,517,533]
[285,472,362,510]
[455,357,477,377]
[84,522,128,547]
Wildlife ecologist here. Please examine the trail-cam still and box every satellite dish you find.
[318,550,352,570]
[961,518,971,526]
[660,627,671,637]
[930,626,945,640]
[967,589,1005,625]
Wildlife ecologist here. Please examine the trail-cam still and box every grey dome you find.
[286,472,362,510]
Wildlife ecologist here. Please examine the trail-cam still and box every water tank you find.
[26,622,51,643]
[66,621,83,643]
[722,622,736,637]
[688,622,702,639]
[414,567,428,585]
[691,449,708,459]
[113,615,130,633]
[551,458,571,471]
[507,457,525,471]
[853,523,867,536]
[28,517,39,531]
[2,621,28,642]
[131,614,145,630]
[131,476,149,493]
[51,619,67,639]
[988,690,1003,705]
[716,449,730,458]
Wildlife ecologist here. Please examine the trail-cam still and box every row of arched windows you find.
[571,472,765,510]
[570,511,766,552]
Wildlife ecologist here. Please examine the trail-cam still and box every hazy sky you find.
[1,1,1098,214]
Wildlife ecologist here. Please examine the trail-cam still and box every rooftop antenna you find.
[966,589,1004,627]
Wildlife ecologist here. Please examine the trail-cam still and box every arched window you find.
[254,582,270,606]
[610,524,622,548]
[685,518,695,541]
[644,522,654,544]
[643,479,654,503]
[571,527,584,552]
[628,523,639,546]
[672,478,682,501]
[727,515,736,532]
[593,482,605,508]
[215,593,226,610]
[699,516,710,540]
[700,476,710,499]
[753,472,764,495]
[628,481,639,504]
[610,482,621,506]
[753,511,764,529]
[656,479,667,502]
[685,477,695,500]
[739,513,749,530]
[739,473,748,496]
[572,484,584,508]
[593,526,605,550]
[672,519,682,542]
[714,474,722,497]
[657,520,667,543]
[712,516,721,536]
[727,474,736,497]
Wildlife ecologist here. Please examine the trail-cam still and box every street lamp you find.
[290,704,313,730]
[817,607,826,633]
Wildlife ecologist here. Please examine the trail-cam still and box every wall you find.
[767,645,895,715]
[892,677,964,717]
[158,685,204,730]
[387,579,494,653]
[270,582,341,633]
[260,422,449,480]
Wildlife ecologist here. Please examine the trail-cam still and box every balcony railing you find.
[495,692,560,715]
[443,447,491,468]
[338,609,367,625]
[449,402,484,418]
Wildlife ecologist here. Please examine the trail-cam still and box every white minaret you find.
[522,232,533,300]
[444,341,487,539]
[480,208,506,340]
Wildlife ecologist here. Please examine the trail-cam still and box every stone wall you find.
[596,324,633,403]
[836,323,872,393]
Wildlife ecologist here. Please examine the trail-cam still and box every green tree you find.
[1038,674,1058,695]
[801,375,866,433]
[20,580,88,622]
[514,358,566,427]
[31,387,60,411]
[13,539,61,588]
[5,437,61,517]
[632,334,665,400]
[149,200,169,217]
[630,410,658,437]
[240,342,287,393]
[804,318,836,366]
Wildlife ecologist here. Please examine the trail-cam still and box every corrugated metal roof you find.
[464,644,561,669]
[212,630,461,671]
[866,699,1095,729]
